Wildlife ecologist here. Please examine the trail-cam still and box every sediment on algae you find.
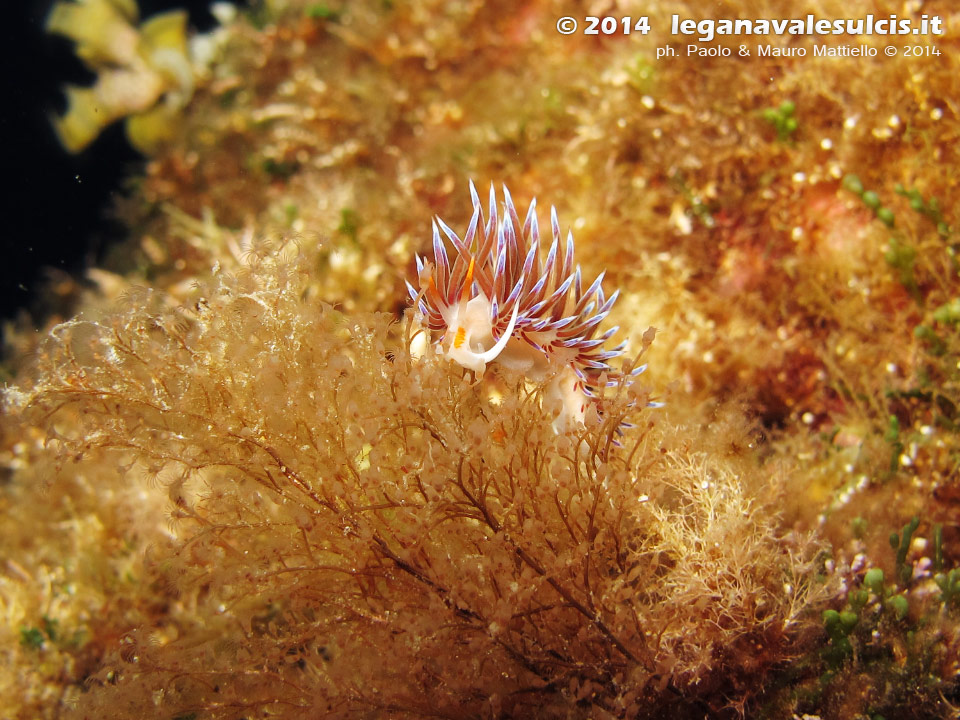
[4,250,822,718]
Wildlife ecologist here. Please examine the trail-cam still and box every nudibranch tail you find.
[409,181,650,429]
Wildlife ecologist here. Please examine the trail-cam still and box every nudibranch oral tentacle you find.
[409,181,649,429]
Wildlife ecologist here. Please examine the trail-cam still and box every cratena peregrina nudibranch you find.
[407,181,655,431]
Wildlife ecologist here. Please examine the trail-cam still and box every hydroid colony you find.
[5,246,820,719]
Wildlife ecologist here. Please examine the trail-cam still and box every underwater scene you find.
[2,0,960,717]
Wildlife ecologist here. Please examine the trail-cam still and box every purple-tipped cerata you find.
[408,181,648,428]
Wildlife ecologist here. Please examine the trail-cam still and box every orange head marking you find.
[453,326,467,349]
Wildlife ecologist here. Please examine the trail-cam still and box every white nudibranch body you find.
[407,182,650,430]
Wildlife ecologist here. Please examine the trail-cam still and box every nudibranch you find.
[407,182,648,430]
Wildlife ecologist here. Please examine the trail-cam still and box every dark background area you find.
[1,0,223,324]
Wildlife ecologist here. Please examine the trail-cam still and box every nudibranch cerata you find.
[407,182,649,430]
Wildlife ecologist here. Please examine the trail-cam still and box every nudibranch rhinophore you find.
[407,182,651,430]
